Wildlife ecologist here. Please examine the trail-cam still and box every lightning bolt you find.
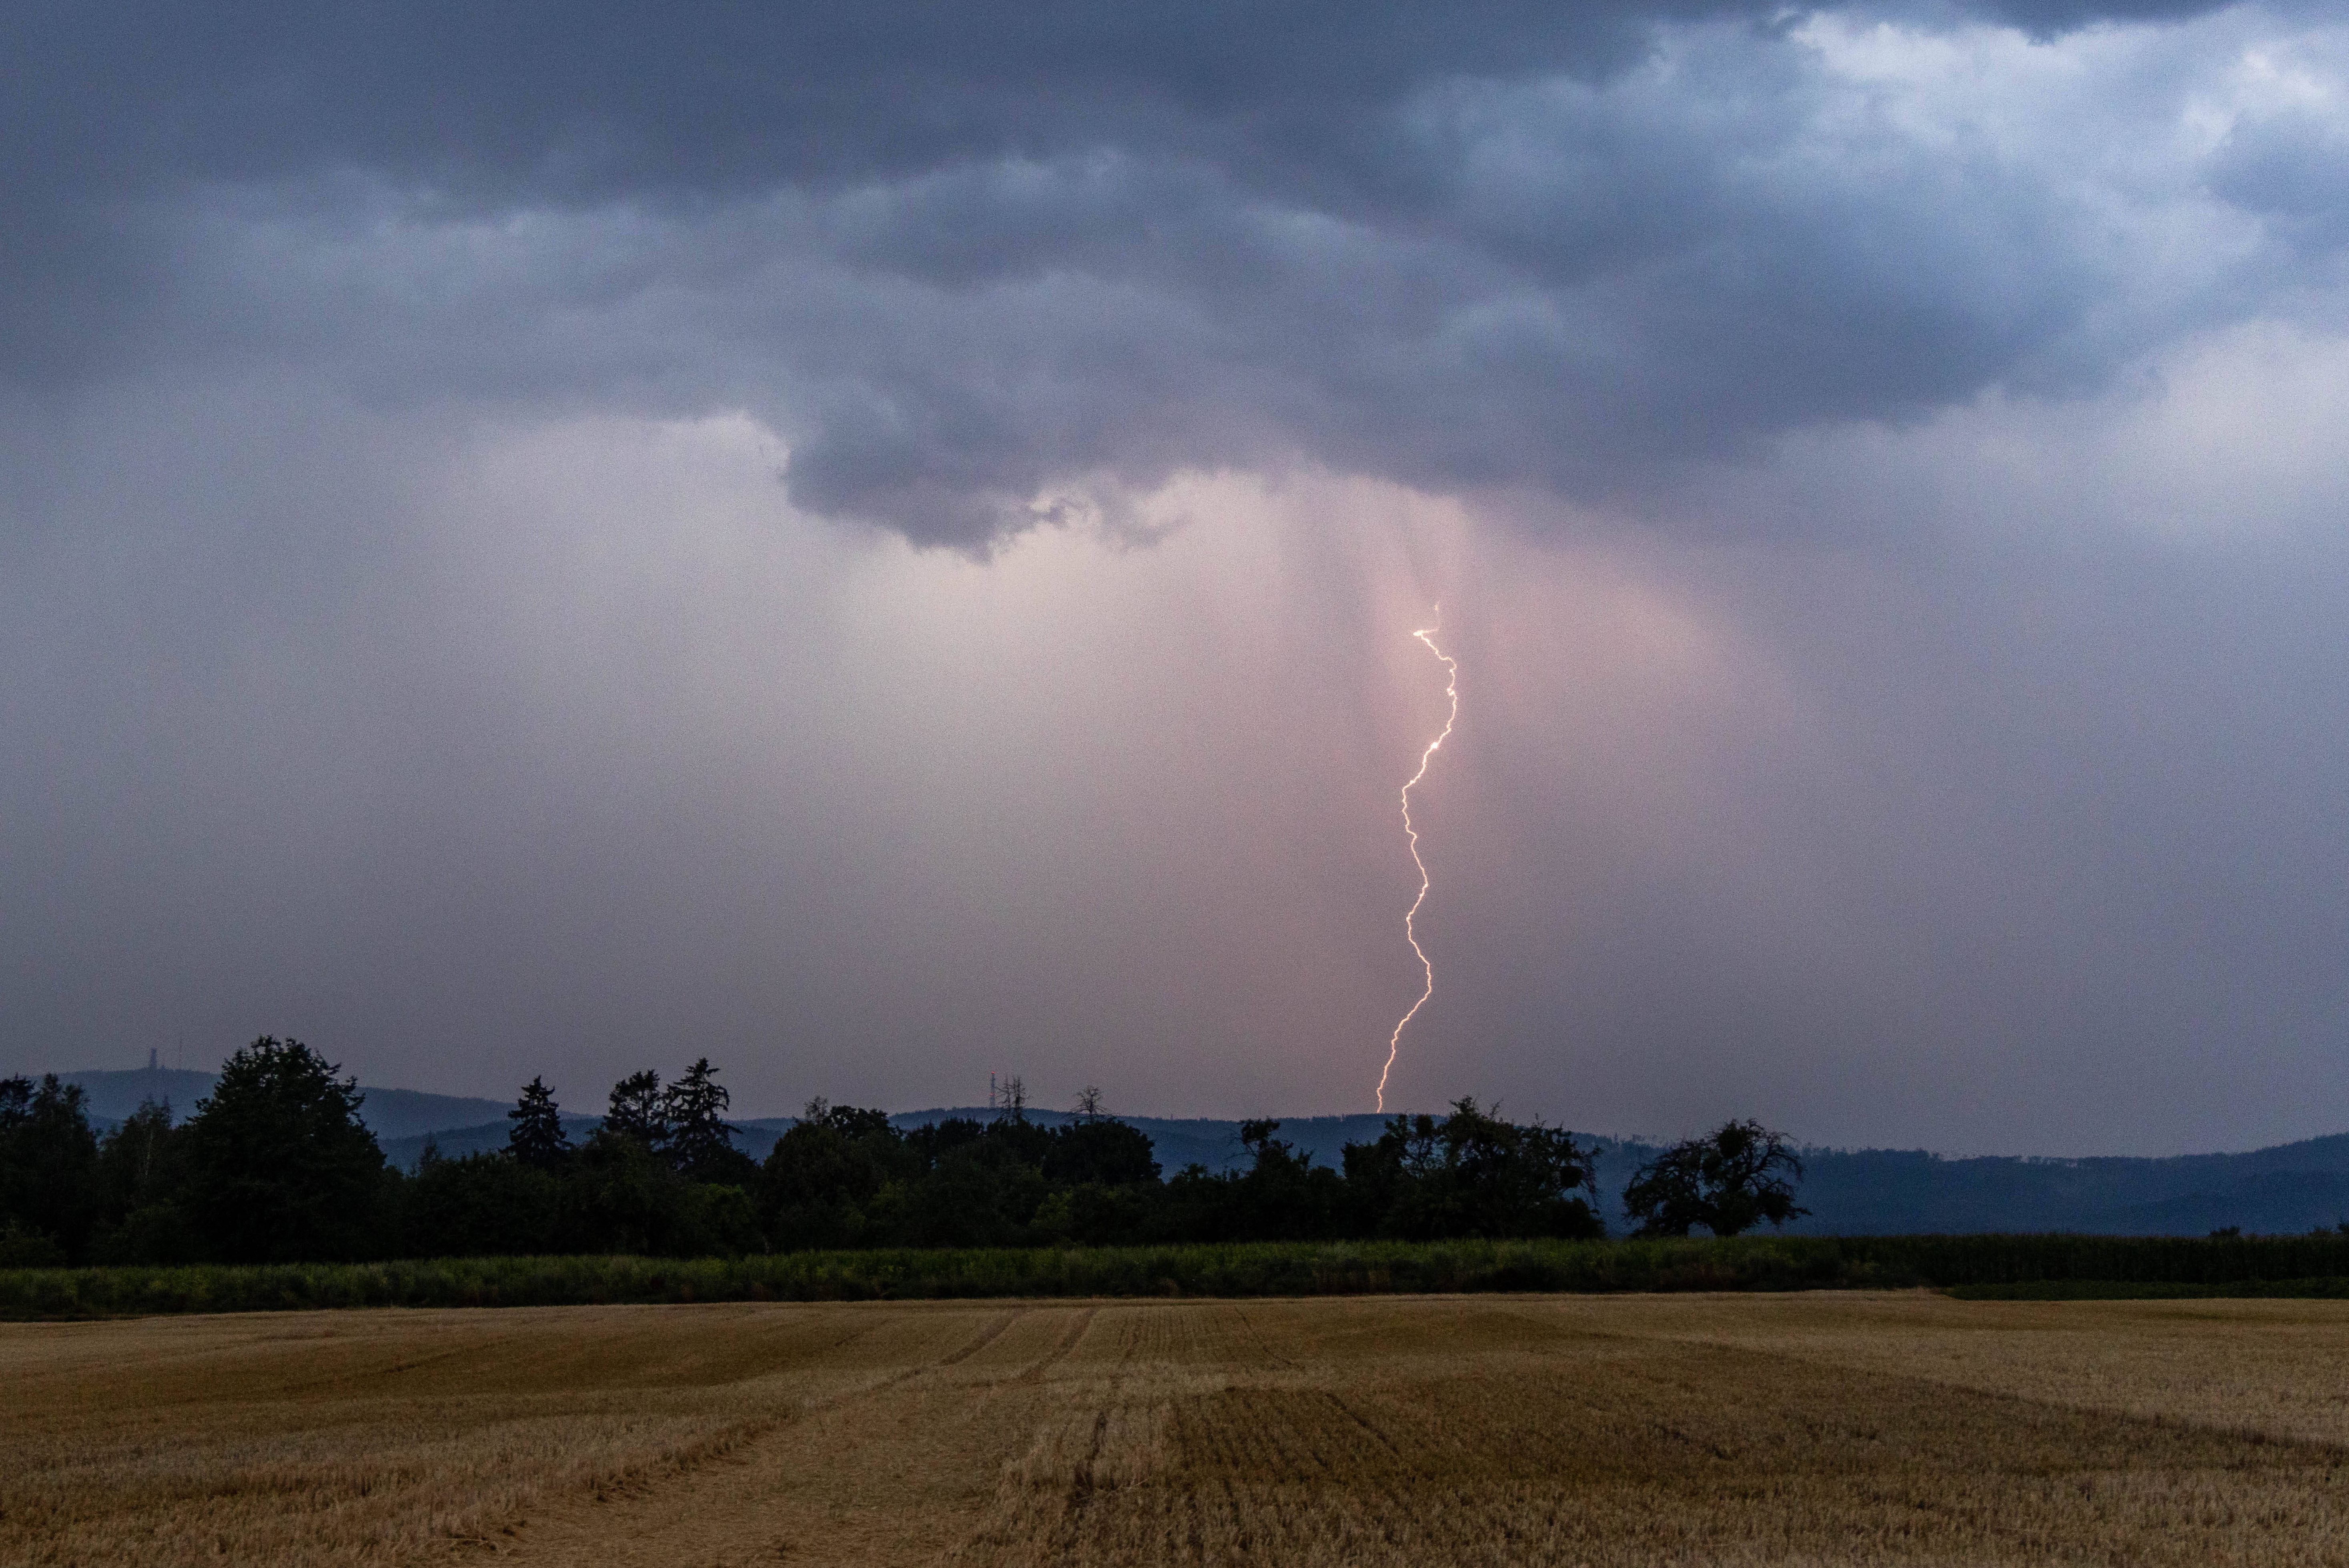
[1376,609,1458,1113]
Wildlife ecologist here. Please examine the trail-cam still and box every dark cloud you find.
[1970,0,2250,30]
[6,0,2325,546]
[5,1,2249,199]
[1,3,1759,198]
[7,0,2349,1157]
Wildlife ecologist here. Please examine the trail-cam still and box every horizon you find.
[38,1058,2349,1165]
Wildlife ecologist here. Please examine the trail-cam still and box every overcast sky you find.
[6,0,2347,1153]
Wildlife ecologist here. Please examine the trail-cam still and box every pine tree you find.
[660,1058,742,1181]
[603,1070,667,1151]
[505,1077,571,1170]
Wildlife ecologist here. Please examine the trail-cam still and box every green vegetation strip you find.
[7,1233,2349,1318]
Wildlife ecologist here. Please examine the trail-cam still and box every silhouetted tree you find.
[1191,1120,1343,1241]
[1343,1099,1602,1240]
[91,1099,188,1263]
[661,1058,753,1183]
[0,1075,101,1262]
[1043,1117,1159,1188]
[563,1126,687,1254]
[604,1069,667,1151]
[405,1150,562,1256]
[1621,1119,1807,1237]
[506,1076,571,1170]
[97,1099,176,1205]
[989,1073,1028,1121]
[805,1099,893,1141]
[178,1038,391,1261]
[760,1100,910,1249]
[1032,1113,1161,1244]
[881,1113,1049,1247]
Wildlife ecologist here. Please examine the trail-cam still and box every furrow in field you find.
[472,1303,1105,1567]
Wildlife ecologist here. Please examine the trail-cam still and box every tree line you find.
[0,1038,1804,1266]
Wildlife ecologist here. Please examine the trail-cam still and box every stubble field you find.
[6,1291,2348,1566]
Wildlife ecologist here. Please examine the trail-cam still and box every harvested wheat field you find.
[7,1292,2349,1566]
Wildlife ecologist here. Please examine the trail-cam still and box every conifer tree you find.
[505,1077,571,1170]
[660,1057,743,1181]
[603,1069,667,1151]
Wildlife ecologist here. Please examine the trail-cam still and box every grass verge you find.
[7,1233,2349,1319]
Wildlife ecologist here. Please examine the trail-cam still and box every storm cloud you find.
[5,2,2348,1154]
[11,0,2343,543]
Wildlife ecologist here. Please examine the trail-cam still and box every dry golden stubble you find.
[4,1294,2347,1567]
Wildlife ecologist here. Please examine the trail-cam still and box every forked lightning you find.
[1376,611,1458,1113]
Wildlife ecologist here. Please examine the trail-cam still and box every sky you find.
[5,0,2348,1155]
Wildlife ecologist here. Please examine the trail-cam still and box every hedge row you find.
[6,1232,2349,1319]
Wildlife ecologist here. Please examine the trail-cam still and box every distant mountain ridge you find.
[885,1108,1395,1180]
[33,1070,2349,1237]
[1740,1133,2349,1239]
[56,1068,516,1143]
